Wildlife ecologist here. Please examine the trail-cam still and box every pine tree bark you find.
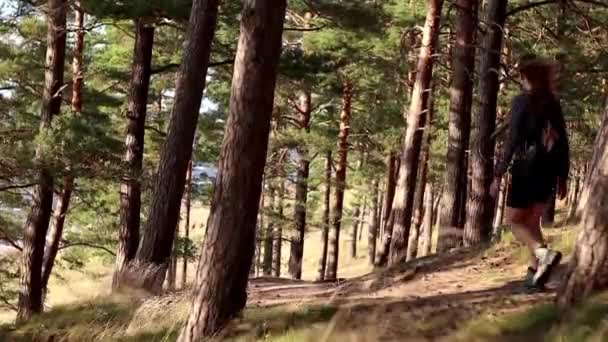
[40,4,85,297]
[273,180,284,277]
[492,175,507,236]
[177,1,286,339]
[263,187,275,276]
[388,0,443,265]
[419,183,434,257]
[376,154,398,266]
[40,176,73,296]
[577,97,608,219]
[317,151,332,281]
[464,0,506,246]
[289,91,311,279]
[407,81,435,261]
[566,167,581,223]
[438,0,477,252]
[112,20,155,291]
[118,0,220,294]
[350,204,362,259]
[325,81,353,281]
[368,179,380,264]
[181,161,192,288]
[17,0,67,323]
[380,152,398,236]
[542,190,557,227]
[557,112,608,309]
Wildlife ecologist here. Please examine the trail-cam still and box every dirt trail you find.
[245,240,566,341]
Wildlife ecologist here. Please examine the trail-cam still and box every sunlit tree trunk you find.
[262,186,275,276]
[464,0,506,246]
[117,0,220,294]
[557,109,608,309]
[273,180,284,277]
[326,81,353,280]
[289,91,311,279]
[419,183,434,257]
[389,0,444,265]
[438,0,477,252]
[177,1,286,339]
[17,0,67,323]
[41,4,85,297]
[181,161,192,288]
[317,151,332,280]
[113,20,155,290]
[368,179,380,264]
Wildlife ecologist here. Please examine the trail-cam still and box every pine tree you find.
[438,0,477,253]
[464,0,507,246]
[317,151,332,281]
[113,19,155,290]
[388,0,444,265]
[178,0,287,338]
[41,3,86,296]
[116,0,220,293]
[326,80,353,281]
[558,105,608,309]
[17,0,67,322]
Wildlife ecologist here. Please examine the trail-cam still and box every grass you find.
[451,293,608,342]
[0,203,593,341]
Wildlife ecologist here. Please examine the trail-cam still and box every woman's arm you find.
[495,94,528,177]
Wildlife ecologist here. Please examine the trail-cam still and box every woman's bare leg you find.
[507,207,545,269]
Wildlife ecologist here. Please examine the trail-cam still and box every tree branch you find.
[284,24,327,32]
[145,125,167,137]
[0,227,22,252]
[58,241,115,256]
[0,183,35,192]
[507,0,557,17]
[151,59,235,75]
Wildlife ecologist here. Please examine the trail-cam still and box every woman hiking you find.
[491,54,570,293]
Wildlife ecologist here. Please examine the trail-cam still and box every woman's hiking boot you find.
[524,267,545,293]
[533,247,562,288]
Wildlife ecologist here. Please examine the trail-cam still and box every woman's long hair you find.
[518,54,560,114]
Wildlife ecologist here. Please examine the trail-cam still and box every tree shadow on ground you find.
[0,298,139,342]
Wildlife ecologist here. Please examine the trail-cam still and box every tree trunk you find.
[40,4,85,297]
[438,0,477,252]
[254,183,265,277]
[350,203,362,259]
[112,20,155,291]
[368,179,380,265]
[380,152,398,236]
[289,91,311,279]
[118,0,220,294]
[273,180,284,277]
[577,97,608,220]
[317,151,332,281]
[419,183,434,257]
[542,190,557,227]
[492,175,507,237]
[263,187,275,276]
[464,0,506,246]
[177,1,286,339]
[557,110,608,309]
[407,80,436,261]
[325,80,353,281]
[70,3,84,112]
[17,0,67,323]
[566,168,581,223]
[182,161,192,288]
[388,0,443,265]
[40,176,73,295]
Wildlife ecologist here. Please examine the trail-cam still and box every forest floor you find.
[2,213,608,341]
